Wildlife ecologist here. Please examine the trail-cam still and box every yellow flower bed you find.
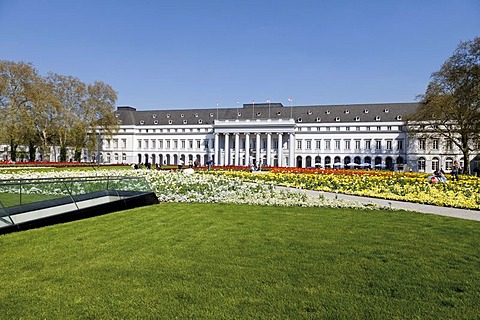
[207,170,480,210]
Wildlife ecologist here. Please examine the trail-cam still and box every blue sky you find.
[1,0,479,110]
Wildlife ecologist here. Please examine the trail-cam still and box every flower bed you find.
[206,169,480,210]
[0,169,379,210]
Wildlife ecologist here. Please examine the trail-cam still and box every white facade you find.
[94,102,477,172]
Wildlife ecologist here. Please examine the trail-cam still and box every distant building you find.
[92,102,479,172]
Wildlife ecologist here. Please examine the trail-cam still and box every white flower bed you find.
[0,169,379,210]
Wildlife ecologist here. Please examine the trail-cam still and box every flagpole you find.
[216,101,219,120]
[289,97,293,119]
[252,100,255,119]
[267,98,271,118]
[236,101,240,119]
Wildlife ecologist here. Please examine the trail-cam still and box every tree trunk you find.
[28,141,36,161]
[74,147,82,162]
[60,146,67,162]
[462,148,470,174]
[10,140,17,162]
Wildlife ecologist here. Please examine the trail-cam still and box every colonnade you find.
[213,132,296,167]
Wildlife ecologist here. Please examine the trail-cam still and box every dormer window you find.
[315,117,321,122]
[139,120,145,125]
[198,119,203,124]
[335,117,340,122]
[153,120,158,125]
[363,109,369,114]
[168,120,173,124]
[183,120,187,124]
[396,115,402,120]
[307,110,312,115]
[276,111,281,116]
[256,112,261,116]
[344,110,350,114]
[238,112,242,117]
[297,117,302,122]
[166,114,171,118]
[209,113,214,117]
[152,114,157,118]
[326,110,331,114]
[115,113,120,118]
[375,116,381,121]
[354,116,360,121]
[180,113,184,118]
[384,108,389,113]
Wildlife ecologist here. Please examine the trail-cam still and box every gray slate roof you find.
[115,102,419,126]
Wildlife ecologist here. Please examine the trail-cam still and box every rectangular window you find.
[356,126,360,131]
[376,140,382,150]
[432,139,439,150]
[273,140,278,149]
[445,139,452,151]
[365,140,371,150]
[196,140,201,149]
[325,140,331,150]
[345,140,351,150]
[137,140,142,149]
[159,140,163,149]
[263,139,267,149]
[189,140,193,149]
[166,140,171,149]
[151,140,156,149]
[355,140,361,150]
[174,140,178,149]
[297,140,302,149]
[335,140,340,150]
[204,139,209,148]
[419,139,426,150]
[306,140,312,150]
[122,153,126,161]
[122,139,127,149]
[181,140,186,149]
[397,139,403,150]
[144,140,149,149]
[386,140,392,150]
[315,140,321,150]
[346,127,350,131]
[113,139,118,149]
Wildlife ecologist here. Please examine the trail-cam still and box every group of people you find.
[430,161,462,183]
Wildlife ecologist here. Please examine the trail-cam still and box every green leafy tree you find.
[0,61,39,161]
[409,37,480,173]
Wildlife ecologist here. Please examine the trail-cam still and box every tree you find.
[408,37,480,174]
[0,61,40,161]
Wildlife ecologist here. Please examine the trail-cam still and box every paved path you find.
[275,186,480,222]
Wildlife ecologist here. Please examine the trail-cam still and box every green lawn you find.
[0,203,479,319]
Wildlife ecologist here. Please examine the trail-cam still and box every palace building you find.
[98,102,474,172]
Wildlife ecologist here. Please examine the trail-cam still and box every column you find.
[214,133,219,165]
[256,133,261,164]
[278,133,283,167]
[245,133,250,166]
[289,133,295,167]
[266,133,272,166]
[224,133,230,166]
[235,133,240,166]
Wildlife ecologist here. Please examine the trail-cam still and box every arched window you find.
[432,157,440,171]
[418,157,426,172]
[306,156,312,167]
[325,156,331,167]
[445,157,454,171]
